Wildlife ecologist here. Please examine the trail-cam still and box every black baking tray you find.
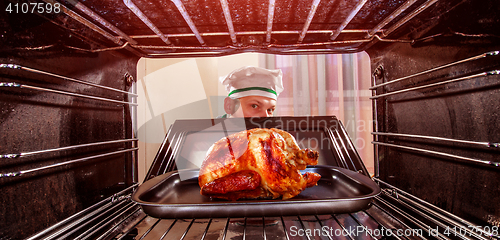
[132,165,381,219]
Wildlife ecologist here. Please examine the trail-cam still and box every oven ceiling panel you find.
[1,0,498,57]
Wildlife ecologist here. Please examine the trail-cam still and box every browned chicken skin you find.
[199,128,321,200]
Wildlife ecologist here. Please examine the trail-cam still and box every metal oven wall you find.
[0,52,138,239]
[367,41,500,226]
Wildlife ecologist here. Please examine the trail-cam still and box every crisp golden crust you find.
[199,128,320,200]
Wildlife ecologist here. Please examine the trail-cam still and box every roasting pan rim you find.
[131,165,381,218]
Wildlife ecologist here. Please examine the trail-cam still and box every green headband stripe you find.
[228,87,277,97]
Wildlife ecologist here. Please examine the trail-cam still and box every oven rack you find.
[26,182,498,240]
[375,179,500,240]
[123,0,435,56]
[26,184,140,240]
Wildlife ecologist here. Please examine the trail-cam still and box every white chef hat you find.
[221,66,284,100]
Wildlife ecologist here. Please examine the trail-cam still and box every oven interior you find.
[1,0,499,239]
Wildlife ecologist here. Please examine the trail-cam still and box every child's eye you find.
[251,104,258,109]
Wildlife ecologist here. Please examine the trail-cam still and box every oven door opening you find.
[135,52,375,182]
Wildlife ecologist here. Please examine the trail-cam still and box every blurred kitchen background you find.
[135,52,373,182]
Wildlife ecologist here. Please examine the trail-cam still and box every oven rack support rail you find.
[370,50,500,176]
[371,141,500,168]
[0,148,138,178]
[0,63,137,106]
[0,82,137,106]
[0,138,137,159]
[370,70,500,100]
[369,51,500,90]
[0,63,139,179]
[371,132,500,149]
[371,131,500,168]
[0,63,137,96]
[31,0,439,57]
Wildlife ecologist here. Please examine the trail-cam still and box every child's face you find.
[232,95,277,118]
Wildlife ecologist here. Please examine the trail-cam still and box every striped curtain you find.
[261,53,374,174]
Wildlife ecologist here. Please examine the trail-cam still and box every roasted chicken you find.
[199,128,321,200]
